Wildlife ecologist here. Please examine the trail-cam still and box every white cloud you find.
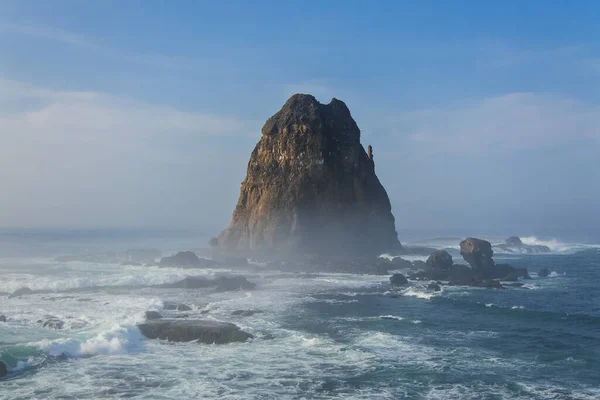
[0,79,259,228]
[389,92,600,154]
[0,21,94,48]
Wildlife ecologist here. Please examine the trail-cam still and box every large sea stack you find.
[218,94,400,258]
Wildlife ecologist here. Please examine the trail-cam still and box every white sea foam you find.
[520,236,600,254]
[0,264,222,293]
[402,288,436,300]
[511,305,524,310]
[379,314,404,321]
[35,323,144,357]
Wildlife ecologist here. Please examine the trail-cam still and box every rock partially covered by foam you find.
[538,268,551,277]
[218,94,401,258]
[494,236,551,254]
[426,250,453,271]
[159,251,218,268]
[0,361,7,378]
[389,273,408,286]
[138,320,253,344]
[505,236,523,246]
[10,287,33,298]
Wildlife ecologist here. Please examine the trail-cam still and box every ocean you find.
[0,230,599,399]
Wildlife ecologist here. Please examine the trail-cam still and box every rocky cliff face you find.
[218,94,400,257]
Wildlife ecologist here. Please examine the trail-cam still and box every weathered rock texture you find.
[218,94,400,257]
[138,320,253,344]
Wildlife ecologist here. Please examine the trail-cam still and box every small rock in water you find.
[215,276,256,292]
[427,283,442,292]
[0,315,6,322]
[138,319,253,344]
[538,268,550,277]
[391,257,413,269]
[480,280,504,289]
[159,251,218,268]
[38,318,65,330]
[0,361,7,378]
[163,302,193,311]
[10,287,33,298]
[145,311,163,320]
[389,273,408,286]
[231,310,262,317]
[426,250,453,271]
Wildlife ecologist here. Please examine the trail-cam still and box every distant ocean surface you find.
[1,230,599,399]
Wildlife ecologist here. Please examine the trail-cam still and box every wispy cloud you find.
[0,21,227,72]
[0,78,260,228]
[379,92,600,155]
[0,21,95,48]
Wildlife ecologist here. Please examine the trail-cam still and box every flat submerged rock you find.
[138,319,253,344]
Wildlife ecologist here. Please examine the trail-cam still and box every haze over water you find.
[1,1,600,399]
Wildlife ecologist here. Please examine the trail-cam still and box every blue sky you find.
[1,1,599,239]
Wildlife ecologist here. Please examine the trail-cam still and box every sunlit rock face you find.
[218,94,400,258]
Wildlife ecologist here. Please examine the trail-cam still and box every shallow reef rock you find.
[0,361,6,378]
[218,94,400,258]
[494,236,551,254]
[158,251,218,268]
[426,250,453,271]
[138,320,253,344]
[389,273,409,286]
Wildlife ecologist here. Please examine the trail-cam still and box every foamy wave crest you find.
[35,324,144,357]
[0,266,218,293]
[520,236,599,254]
[379,315,404,321]
[402,288,436,300]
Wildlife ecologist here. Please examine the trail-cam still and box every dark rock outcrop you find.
[161,277,215,289]
[159,251,218,268]
[494,237,551,254]
[217,94,400,258]
[506,236,523,246]
[215,276,256,291]
[10,287,33,298]
[0,361,7,378]
[412,260,427,270]
[427,283,442,292]
[391,257,413,270]
[426,250,453,271]
[0,315,6,322]
[389,273,408,286]
[448,264,479,286]
[538,268,551,277]
[138,320,253,344]
[163,302,193,311]
[460,238,495,275]
[145,311,163,320]
[38,318,64,330]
